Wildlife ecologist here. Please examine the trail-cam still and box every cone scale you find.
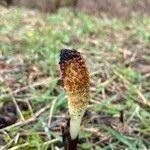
[59,49,90,139]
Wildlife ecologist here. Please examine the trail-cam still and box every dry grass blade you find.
[1,76,25,121]
[48,98,57,127]
[24,99,33,116]
[43,139,59,145]
[7,142,29,150]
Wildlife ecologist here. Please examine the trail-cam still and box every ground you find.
[0,5,150,150]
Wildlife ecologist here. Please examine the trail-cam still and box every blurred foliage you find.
[0,6,150,150]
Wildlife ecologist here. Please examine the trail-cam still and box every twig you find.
[7,142,29,150]
[43,139,59,145]
[54,147,61,150]
[119,110,124,123]
[14,133,20,144]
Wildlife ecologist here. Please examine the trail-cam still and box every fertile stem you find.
[59,49,90,140]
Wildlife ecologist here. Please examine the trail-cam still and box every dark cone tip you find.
[59,49,80,64]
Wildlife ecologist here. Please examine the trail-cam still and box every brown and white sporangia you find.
[59,49,90,139]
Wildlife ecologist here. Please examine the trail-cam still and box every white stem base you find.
[69,117,82,139]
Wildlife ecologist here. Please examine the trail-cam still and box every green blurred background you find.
[0,0,150,149]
